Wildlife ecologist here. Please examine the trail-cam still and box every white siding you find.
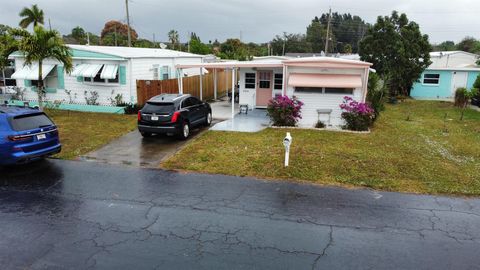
[287,66,367,128]
[14,58,131,106]
[13,56,204,105]
[294,89,363,127]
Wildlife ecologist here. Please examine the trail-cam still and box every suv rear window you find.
[142,102,175,114]
[9,113,54,131]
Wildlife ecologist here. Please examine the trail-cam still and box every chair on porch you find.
[316,109,333,126]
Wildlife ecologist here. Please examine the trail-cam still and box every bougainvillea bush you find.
[266,95,304,126]
[340,96,375,131]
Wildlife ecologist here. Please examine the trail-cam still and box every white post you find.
[283,132,292,167]
[199,67,203,100]
[213,69,218,100]
[225,68,228,98]
[282,65,287,96]
[179,68,184,94]
[231,68,235,119]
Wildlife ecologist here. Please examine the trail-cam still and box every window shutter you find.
[24,80,31,87]
[57,65,65,89]
[119,65,127,85]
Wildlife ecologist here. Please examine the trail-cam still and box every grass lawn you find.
[162,100,480,196]
[45,110,137,159]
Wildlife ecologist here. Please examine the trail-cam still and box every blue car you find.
[0,105,61,165]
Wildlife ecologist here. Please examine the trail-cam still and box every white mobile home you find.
[177,57,372,127]
[10,45,205,106]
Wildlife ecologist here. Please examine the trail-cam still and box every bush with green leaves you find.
[119,102,141,114]
[454,88,470,107]
[366,72,387,119]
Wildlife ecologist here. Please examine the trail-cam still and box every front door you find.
[452,72,468,95]
[256,71,273,107]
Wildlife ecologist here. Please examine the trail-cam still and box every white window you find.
[161,66,170,80]
[423,74,440,85]
[295,87,354,95]
[152,65,159,80]
[245,73,256,89]
[274,74,283,90]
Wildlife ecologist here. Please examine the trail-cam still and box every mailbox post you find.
[283,132,292,167]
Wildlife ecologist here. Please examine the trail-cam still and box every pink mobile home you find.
[177,57,372,127]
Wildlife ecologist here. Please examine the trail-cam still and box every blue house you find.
[411,51,480,100]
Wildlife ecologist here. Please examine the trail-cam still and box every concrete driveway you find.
[1,159,480,269]
[80,126,211,168]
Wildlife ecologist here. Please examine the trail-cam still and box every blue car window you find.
[9,113,54,131]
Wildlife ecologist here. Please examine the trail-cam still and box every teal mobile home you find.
[411,51,480,99]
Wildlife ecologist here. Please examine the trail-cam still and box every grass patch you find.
[162,100,480,196]
[46,110,137,159]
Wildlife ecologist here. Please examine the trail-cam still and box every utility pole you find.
[114,25,118,46]
[125,0,132,47]
[87,32,90,45]
[324,7,332,55]
[153,33,156,47]
[48,18,52,30]
[282,32,286,56]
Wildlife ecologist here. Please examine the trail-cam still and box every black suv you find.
[138,94,212,139]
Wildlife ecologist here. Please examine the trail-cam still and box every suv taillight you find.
[171,111,180,123]
[8,135,32,142]
[137,111,141,121]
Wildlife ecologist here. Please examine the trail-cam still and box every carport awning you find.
[288,73,363,88]
[11,64,56,80]
[71,63,103,78]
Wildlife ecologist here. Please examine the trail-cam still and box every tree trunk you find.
[2,68,6,93]
[37,60,44,110]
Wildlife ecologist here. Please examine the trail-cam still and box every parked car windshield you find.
[142,102,175,114]
[9,113,54,131]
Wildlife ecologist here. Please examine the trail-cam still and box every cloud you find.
[0,0,478,44]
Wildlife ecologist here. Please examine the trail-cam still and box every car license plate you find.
[151,116,159,121]
[37,134,46,140]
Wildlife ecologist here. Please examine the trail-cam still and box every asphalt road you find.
[1,160,480,270]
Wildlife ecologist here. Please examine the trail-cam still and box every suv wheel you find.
[205,112,212,126]
[179,122,190,140]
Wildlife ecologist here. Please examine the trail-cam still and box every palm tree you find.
[19,4,44,29]
[0,32,18,88]
[11,26,72,109]
[168,29,179,50]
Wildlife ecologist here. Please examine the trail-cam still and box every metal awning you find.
[288,73,363,88]
[71,63,103,78]
[11,64,56,80]
[100,64,118,79]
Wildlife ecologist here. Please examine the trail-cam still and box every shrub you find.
[10,87,27,101]
[84,90,100,105]
[315,121,326,128]
[119,102,141,114]
[366,73,387,119]
[454,87,468,107]
[266,95,304,126]
[340,96,375,131]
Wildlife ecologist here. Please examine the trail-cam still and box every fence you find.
[136,69,233,105]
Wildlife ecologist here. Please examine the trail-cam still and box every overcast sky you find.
[1,0,479,44]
